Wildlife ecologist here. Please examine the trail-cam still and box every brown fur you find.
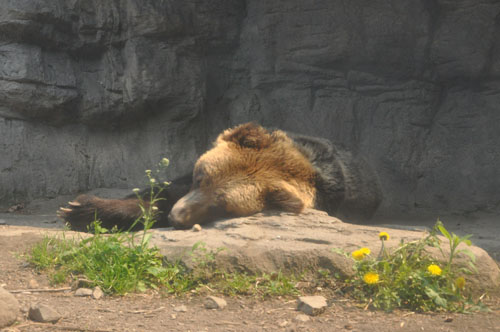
[168,123,317,228]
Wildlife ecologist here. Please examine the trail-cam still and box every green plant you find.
[435,220,477,275]
[28,158,196,294]
[28,219,193,294]
[342,221,485,312]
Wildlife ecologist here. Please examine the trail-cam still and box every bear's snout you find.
[168,190,197,229]
[168,189,220,229]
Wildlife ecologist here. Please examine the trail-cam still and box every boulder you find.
[150,210,500,289]
[0,288,19,328]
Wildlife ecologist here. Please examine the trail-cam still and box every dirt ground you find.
[0,198,499,332]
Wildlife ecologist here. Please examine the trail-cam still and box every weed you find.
[28,158,194,295]
[341,220,486,312]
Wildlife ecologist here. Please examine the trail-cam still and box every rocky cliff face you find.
[1,0,500,219]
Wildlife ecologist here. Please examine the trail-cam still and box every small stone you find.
[28,303,61,323]
[278,320,289,327]
[171,314,177,319]
[192,224,202,232]
[297,296,327,316]
[0,288,20,328]
[204,296,227,310]
[27,279,39,289]
[92,287,103,299]
[173,305,187,312]
[294,314,311,322]
[74,288,93,297]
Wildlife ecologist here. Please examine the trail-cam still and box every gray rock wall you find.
[1,0,500,219]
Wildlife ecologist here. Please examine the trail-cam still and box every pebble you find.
[92,287,104,299]
[28,303,61,323]
[173,305,187,312]
[75,288,93,297]
[27,279,39,289]
[204,296,227,310]
[192,224,202,232]
[297,296,327,316]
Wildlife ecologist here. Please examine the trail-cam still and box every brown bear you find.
[58,123,382,231]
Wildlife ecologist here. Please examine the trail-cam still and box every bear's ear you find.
[221,123,272,149]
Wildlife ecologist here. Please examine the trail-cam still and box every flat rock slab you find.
[297,296,328,316]
[150,209,500,289]
[28,303,61,323]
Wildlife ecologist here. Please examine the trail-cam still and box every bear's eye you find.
[192,167,205,188]
[193,175,203,188]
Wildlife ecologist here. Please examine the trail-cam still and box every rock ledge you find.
[150,209,500,289]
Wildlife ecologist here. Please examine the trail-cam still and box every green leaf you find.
[467,261,478,274]
[136,281,146,292]
[425,287,447,307]
[458,249,476,262]
[434,295,447,307]
[141,233,152,246]
[437,224,451,241]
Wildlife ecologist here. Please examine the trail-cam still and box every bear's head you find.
[168,123,317,229]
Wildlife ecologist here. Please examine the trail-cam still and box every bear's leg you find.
[266,186,306,214]
[58,195,145,232]
[58,175,192,232]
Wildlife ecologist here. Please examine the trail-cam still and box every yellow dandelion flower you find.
[455,277,466,289]
[379,232,390,241]
[427,264,442,276]
[359,247,371,255]
[352,250,364,260]
[352,247,371,261]
[363,272,379,284]
[132,188,140,193]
